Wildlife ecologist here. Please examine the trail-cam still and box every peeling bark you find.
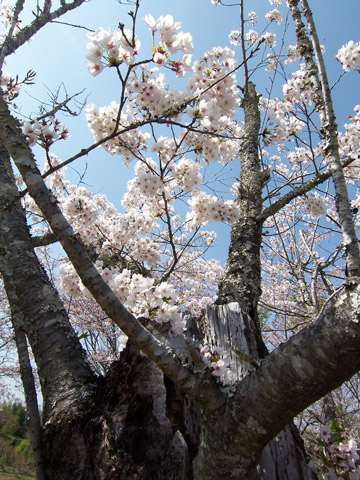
[193,304,316,480]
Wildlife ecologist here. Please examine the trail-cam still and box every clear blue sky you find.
[5,0,360,265]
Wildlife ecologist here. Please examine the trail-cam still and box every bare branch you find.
[0,0,88,60]
[258,157,355,223]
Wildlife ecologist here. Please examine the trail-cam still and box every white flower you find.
[144,13,157,31]
[336,40,360,71]
[229,30,240,46]
[87,62,104,77]
[262,32,276,48]
[248,11,258,26]
[265,9,282,25]
[153,51,167,65]
[246,29,258,44]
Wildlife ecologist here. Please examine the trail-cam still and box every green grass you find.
[0,471,35,479]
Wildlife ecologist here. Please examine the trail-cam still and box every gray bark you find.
[193,303,316,480]
[0,2,358,478]
[0,144,97,422]
[288,0,360,277]
[218,83,265,324]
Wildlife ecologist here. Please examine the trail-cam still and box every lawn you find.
[0,472,35,480]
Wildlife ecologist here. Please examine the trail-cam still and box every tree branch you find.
[258,157,355,223]
[0,0,88,59]
[31,230,58,247]
[0,0,26,71]
[234,284,360,454]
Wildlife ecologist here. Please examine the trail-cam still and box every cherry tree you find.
[0,0,360,479]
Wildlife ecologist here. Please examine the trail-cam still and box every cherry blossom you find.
[248,11,258,26]
[22,117,70,148]
[336,41,360,72]
[265,8,282,25]
[229,30,241,47]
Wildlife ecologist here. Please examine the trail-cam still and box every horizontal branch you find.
[31,230,58,247]
[234,283,360,451]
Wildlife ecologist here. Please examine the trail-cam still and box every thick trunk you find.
[3,273,45,480]
[0,145,97,423]
[38,305,316,480]
[0,108,316,480]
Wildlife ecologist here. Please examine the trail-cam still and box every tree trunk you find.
[192,303,316,480]
[53,304,314,480]
[3,273,45,480]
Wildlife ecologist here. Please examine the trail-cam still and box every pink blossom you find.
[153,51,167,65]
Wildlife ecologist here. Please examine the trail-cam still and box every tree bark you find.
[0,83,320,479]
[3,272,45,480]
[193,303,316,480]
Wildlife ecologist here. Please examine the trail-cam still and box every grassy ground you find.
[0,471,35,479]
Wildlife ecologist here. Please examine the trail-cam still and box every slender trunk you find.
[218,83,264,317]
[288,0,360,277]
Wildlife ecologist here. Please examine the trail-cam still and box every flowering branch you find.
[0,94,224,410]
[259,157,355,223]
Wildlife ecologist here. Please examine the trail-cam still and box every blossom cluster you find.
[85,102,150,164]
[60,262,185,335]
[314,425,360,480]
[144,14,194,76]
[22,117,70,147]
[86,26,141,76]
[126,68,189,117]
[60,184,160,265]
[200,344,237,385]
[304,193,327,219]
[0,71,21,103]
[283,65,314,105]
[259,65,317,144]
[339,105,360,169]
[0,2,21,40]
[187,190,239,228]
[172,158,203,192]
[336,41,360,72]
[265,8,282,25]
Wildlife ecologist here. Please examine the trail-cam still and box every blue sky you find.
[4,0,360,265]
